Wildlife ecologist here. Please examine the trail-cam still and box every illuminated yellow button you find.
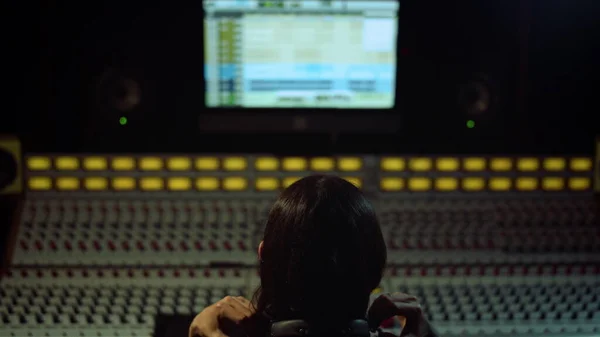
[255,157,279,171]
[462,177,485,191]
[55,157,79,170]
[139,157,163,171]
[84,177,108,191]
[435,177,458,191]
[569,177,590,190]
[338,157,362,171]
[28,177,52,190]
[570,158,592,171]
[381,158,405,171]
[542,177,564,191]
[112,177,136,191]
[409,158,432,171]
[167,177,192,191]
[56,177,79,190]
[436,158,459,171]
[112,157,135,171]
[282,176,301,188]
[490,158,512,171]
[196,157,219,170]
[517,158,539,171]
[463,158,486,171]
[343,177,362,188]
[408,177,431,191]
[516,177,538,191]
[543,158,565,171]
[27,157,51,170]
[196,177,219,191]
[256,177,279,191]
[283,158,307,171]
[489,177,511,191]
[380,177,404,191]
[167,157,191,171]
[140,177,163,191]
[83,157,107,170]
[223,177,247,191]
[311,157,334,171]
[223,157,247,171]
[371,288,382,295]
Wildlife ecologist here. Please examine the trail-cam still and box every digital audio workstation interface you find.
[204,0,399,108]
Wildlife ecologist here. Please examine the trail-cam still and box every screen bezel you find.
[200,0,402,115]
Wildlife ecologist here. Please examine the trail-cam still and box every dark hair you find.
[251,175,387,329]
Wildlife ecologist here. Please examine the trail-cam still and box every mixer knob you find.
[136,241,145,251]
[78,240,87,251]
[209,241,218,251]
[93,241,102,251]
[223,241,232,251]
[108,241,116,251]
[121,241,130,251]
[64,241,73,251]
[194,241,203,251]
[166,241,175,251]
[19,240,28,251]
[180,241,189,251]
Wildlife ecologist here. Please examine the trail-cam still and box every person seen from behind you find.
[190,175,438,337]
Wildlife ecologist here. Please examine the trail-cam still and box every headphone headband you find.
[270,319,371,337]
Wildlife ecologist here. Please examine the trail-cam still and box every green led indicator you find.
[119,117,128,126]
[466,120,475,129]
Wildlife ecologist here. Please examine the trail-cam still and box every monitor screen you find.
[203,0,399,109]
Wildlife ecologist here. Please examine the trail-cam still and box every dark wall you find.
[9,1,600,154]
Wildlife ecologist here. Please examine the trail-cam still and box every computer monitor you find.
[203,0,399,109]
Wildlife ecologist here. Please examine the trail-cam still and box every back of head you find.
[253,175,387,329]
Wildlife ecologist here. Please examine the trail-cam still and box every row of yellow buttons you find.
[27,176,591,192]
[26,156,594,172]
[27,177,362,192]
[26,157,363,172]
[381,157,592,172]
[381,177,591,191]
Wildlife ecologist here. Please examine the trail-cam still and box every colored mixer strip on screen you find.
[24,155,593,192]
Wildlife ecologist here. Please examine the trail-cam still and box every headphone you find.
[270,319,371,337]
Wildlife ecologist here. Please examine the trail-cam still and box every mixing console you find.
[13,199,263,266]
[1,154,599,337]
